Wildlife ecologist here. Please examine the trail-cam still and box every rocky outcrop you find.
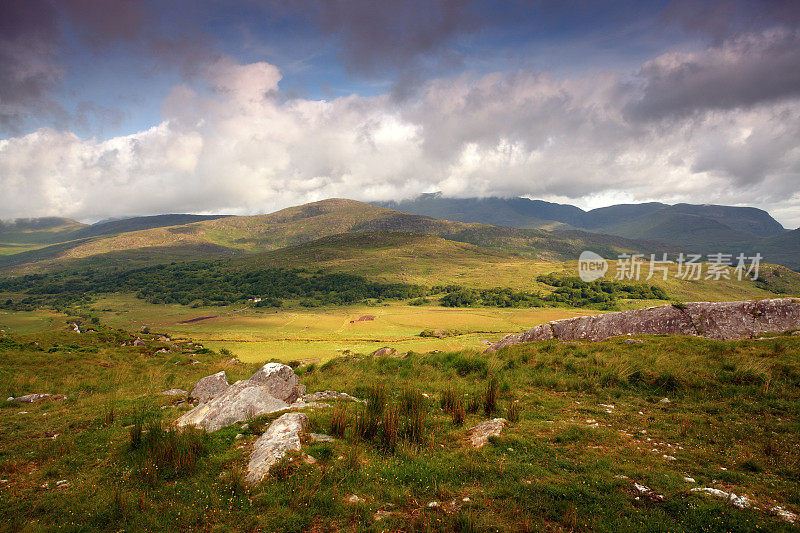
[371,347,397,357]
[190,371,229,403]
[246,412,308,484]
[249,363,305,403]
[177,380,289,432]
[487,298,800,351]
[466,418,507,448]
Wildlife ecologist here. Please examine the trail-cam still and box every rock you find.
[371,347,397,357]
[427,501,440,508]
[190,371,229,403]
[155,348,171,354]
[348,495,360,504]
[7,393,64,403]
[684,477,696,483]
[245,412,309,484]
[302,390,363,403]
[177,380,289,432]
[310,433,335,442]
[301,453,317,465]
[55,479,70,489]
[663,455,677,461]
[133,338,146,347]
[248,363,305,403]
[691,487,750,509]
[466,418,507,448]
[486,298,800,350]
[623,339,644,344]
[659,397,671,404]
[772,506,799,524]
[633,483,664,502]
[160,389,188,396]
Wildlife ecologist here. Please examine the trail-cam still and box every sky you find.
[1,1,799,228]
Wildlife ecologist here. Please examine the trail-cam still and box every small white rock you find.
[348,495,360,503]
[684,477,696,483]
[659,397,670,404]
[427,501,440,508]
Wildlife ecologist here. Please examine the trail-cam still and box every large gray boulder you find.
[487,298,800,350]
[190,371,229,403]
[248,363,305,403]
[246,412,309,484]
[177,380,289,432]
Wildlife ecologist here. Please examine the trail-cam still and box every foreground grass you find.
[0,323,798,531]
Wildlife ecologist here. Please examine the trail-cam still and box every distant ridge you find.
[72,214,232,239]
[375,194,787,238]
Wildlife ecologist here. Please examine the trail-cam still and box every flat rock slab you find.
[249,363,305,403]
[466,418,507,448]
[190,371,229,403]
[246,412,309,484]
[7,394,65,403]
[161,389,188,396]
[302,390,363,403]
[487,298,800,350]
[177,380,289,433]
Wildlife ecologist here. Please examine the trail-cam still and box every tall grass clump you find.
[129,419,208,483]
[330,403,349,437]
[484,378,498,417]
[380,406,400,452]
[440,387,457,413]
[466,395,480,414]
[400,387,424,415]
[507,400,520,423]
[451,397,465,426]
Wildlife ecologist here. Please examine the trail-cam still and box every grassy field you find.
[0,323,798,531]
[83,296,599,363]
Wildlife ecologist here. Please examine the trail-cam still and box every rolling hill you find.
[0,199,666,273]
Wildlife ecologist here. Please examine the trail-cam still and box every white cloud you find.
[1,35,799,228]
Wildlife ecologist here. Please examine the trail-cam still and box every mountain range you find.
[375,194,799,269]
[0,196,797,272]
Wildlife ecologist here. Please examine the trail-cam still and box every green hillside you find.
[0,199,664,273]
[0,217,88,256]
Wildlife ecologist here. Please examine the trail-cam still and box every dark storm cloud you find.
[663,0,800,42]
[298,0,480,75]
[60,0,147,47]
[0,0,63,132]
[627,28,800,120]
